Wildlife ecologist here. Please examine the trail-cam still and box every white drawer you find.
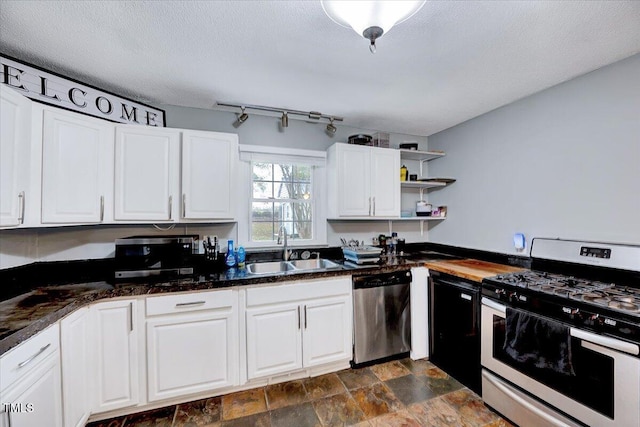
[0,323,60,392]
[246,276,352,306]
[146,289,234,317]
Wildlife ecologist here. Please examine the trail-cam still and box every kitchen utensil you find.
[399,142,418,150]
[348,134,372,145]
[416,200,432,216]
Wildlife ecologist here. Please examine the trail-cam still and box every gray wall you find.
[427,53,640,255]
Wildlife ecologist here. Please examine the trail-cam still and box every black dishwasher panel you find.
[429,271,481,393]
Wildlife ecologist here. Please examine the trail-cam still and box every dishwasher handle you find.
[353,270,412,289]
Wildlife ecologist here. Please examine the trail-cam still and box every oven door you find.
[481,297,640,427]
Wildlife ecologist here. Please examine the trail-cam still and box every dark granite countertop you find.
[0,244,530,356]
[0,258,433,355]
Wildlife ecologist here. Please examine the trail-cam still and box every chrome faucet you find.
[277,225,291,261]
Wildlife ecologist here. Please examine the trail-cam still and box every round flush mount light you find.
[321,0,426,53]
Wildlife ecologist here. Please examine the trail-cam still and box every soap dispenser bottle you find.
[225,240,236,267]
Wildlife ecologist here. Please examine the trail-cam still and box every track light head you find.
[281,112,289,128]
[235,107,248,127]
[326,118,337,136]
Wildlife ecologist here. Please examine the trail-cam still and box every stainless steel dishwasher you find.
[352,270,412,366]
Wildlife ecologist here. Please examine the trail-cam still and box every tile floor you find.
[87,358,514,427]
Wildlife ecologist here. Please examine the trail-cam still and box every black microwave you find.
[114,235,198,280]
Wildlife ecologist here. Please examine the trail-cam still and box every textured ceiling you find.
[1,1,639,136]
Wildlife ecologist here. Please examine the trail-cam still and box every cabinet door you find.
[335,144,371,216]
[0,353,62,427]
[370,147,400,217]
[246,302,302,379]
[181,130,237,220]
[146,308,238,402]
[114,126,180,221]
[0,87,31,227]
[60,308,91,427]
[302,295,352,368]
[92,300,139,413]
[41,109,113,223]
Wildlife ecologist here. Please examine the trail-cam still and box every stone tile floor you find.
[87,358,514,427]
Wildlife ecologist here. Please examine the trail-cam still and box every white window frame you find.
[237,145,327,249]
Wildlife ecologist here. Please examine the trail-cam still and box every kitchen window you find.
[250,162,313,242]
[238,145,327,247]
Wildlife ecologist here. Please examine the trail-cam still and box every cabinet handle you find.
[368,197,372,216]
[17,343,51,368]
[18,192,25,224]
[182,193,186,218]
[373,197,376,216]
[99,195,104,222]
[297,306,301,329]
[304,305,307,329]
[175,301,206,307]
[129,302,134,332]
[168,196,173,220]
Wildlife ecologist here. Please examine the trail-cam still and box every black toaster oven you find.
[114,235,198,280]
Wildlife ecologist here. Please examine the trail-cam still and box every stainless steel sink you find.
[245,261,296,275]
[288,259,341,271]
[245,259,341,275]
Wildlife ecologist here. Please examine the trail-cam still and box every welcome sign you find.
[1,54,165,127]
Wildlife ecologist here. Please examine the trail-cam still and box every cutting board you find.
[424,259,526,283]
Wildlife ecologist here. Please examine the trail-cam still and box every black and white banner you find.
[1,54,165,127]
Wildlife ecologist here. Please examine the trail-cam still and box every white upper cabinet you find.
[327,143,400,218]
[0,87,32,228]
[41,108,114,224]
[370,146,401,217]
[181,130,237,220]
[114,125,180,221]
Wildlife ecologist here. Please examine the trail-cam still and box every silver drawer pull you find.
[175,301,206,307]
[17,343,51,368]
[460,293,472,301]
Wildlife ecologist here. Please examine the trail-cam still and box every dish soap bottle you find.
[225,240,236,267]
[236,246,246,268]
[400,165,408,182]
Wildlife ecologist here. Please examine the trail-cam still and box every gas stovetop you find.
[487,270,640,316]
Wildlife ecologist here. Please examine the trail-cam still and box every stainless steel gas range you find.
[480,238,640,427]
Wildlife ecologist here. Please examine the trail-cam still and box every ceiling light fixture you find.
[217,102,343,136]
[321,0,426,53]
[326,118,337,136]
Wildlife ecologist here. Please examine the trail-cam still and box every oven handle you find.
[570,328,639,356]
[482,297,640,356]
[481,297,506,314]
[483,370,575,427]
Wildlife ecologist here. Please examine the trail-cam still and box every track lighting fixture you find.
[217,102,343,137]
[234,107,249,127]
[326,118,337,135]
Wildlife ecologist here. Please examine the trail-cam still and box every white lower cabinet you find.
[245,277,352,380]
[92,299,139,413]
[0,324,62,427]
[0,353,63,427]
[60,308,91,427]
[145,290,239,402]
[246,302,303,379]
[302,296,352,368]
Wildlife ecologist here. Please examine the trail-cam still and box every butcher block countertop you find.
[424,259,526,282]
